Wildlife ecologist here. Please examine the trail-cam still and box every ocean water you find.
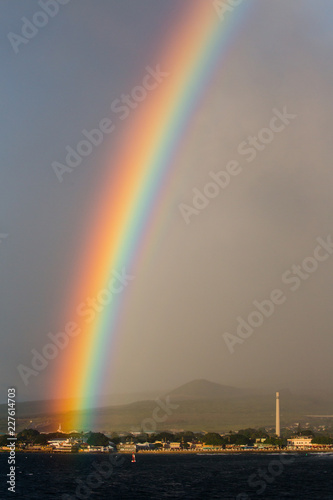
[1,452,333,499]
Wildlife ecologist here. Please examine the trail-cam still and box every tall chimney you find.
[276,391,280,437]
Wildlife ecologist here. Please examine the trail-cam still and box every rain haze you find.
[1,0,333,406]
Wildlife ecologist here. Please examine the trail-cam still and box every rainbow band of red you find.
[54,1,248,430]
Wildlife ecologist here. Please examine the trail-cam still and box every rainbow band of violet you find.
[54,1,249,431]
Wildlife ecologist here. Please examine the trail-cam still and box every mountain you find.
[1,380,332,434]
[168,379,250,400]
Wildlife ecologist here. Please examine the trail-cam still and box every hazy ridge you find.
[1,380,332,433]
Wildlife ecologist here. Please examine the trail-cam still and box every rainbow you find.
[54,1,249,430]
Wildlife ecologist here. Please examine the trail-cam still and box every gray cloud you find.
[1,0,332,403]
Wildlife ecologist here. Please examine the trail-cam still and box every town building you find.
[287,436,313,449]
[117,443,137,453]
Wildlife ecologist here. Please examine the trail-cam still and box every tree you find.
[238,428,268,440]
[264,437,285,447]
[203,433,224,446]
[194,432,205,441]
[110,432,121,445]
[154,432,174,442]
[299,429,314,437]
[17,429,40,444]
[229,434,252,446]
[174,431,195,443]
[46,432,70,440]
[135,433,149,443]
[86,432,109,446]
[312,435,333,445]
[34,434,48,445]
[146,433,157,443]
[0,434,10,446]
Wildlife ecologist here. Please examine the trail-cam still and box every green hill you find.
[1,380,332,434]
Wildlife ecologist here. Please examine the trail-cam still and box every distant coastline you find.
[1,448,333,454]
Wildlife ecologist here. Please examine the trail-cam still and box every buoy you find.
[131,453,136,463]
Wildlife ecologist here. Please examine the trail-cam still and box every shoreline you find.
[1,448,332,455]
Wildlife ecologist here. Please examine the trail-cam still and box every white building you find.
[48,437,81,452]
[287,436,313,448]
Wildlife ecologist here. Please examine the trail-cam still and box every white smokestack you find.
[276,391,280,437]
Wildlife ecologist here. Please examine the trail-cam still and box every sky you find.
[1,0,333,405]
